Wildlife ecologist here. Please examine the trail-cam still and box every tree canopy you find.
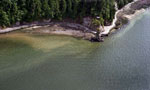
[0,0,133,27]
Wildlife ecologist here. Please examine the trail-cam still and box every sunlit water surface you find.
[0,10,150,90]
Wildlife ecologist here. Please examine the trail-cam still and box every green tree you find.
[66,0,73,17]
[10,1,21,24]
[25,0,41,21]
[55,0,61,20]
[0,9,10,27]
[41,0,51,19]
[60,0,67,17]
[0,0,134,27]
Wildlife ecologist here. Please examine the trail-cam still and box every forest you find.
[0,0,133,27]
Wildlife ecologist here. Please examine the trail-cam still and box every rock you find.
[131,0,150,10]
[15,22,20,26]
[32,21,39,24]
[101,34,109,37]
[83,17,92,27]
[22,22,28,25]
[43,19,51,23]
[90,37,104,42]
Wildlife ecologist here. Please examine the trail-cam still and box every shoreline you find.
[0,0,150,41]
[21,23,95,40]
[114,0,150,31]
[102,0,150,36]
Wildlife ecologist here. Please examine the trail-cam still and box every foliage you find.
[0,0,133,27]
[0,9,10,27]
[116,0,133,9]
[92,19,101,26]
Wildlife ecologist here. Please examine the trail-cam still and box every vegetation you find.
[0,0,133,27]
[116,0,133,9]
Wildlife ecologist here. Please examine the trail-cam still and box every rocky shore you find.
[0,0,150,42]
[21,22,96,40]
[115,0,150,30]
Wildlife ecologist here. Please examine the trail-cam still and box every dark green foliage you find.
[0,0,133,27]
[116,0,133,9]
[60,0,67,17]
[41,0,52,19]
[25,0,42,21]
[0,9,10,27]
[10,1,21,24]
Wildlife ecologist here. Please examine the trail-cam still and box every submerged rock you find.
[90,37,104,42]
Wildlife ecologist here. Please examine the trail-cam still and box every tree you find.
[60,0,67,17]
[33,0,42,20]
[66,0,73,17]
[25,0,41,21]
[10,1,21,24]
[0,9,10,27]
[0,0,134,27]
[55,0,61,20]
[48,0,56,18]
[41,0,51,19]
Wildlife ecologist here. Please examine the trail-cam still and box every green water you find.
[0,10,150,90]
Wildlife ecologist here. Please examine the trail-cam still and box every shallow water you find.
[0,10,150,90]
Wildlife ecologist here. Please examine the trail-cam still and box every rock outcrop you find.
[116,0,150,29]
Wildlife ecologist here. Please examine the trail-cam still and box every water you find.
[0,10,150,90]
